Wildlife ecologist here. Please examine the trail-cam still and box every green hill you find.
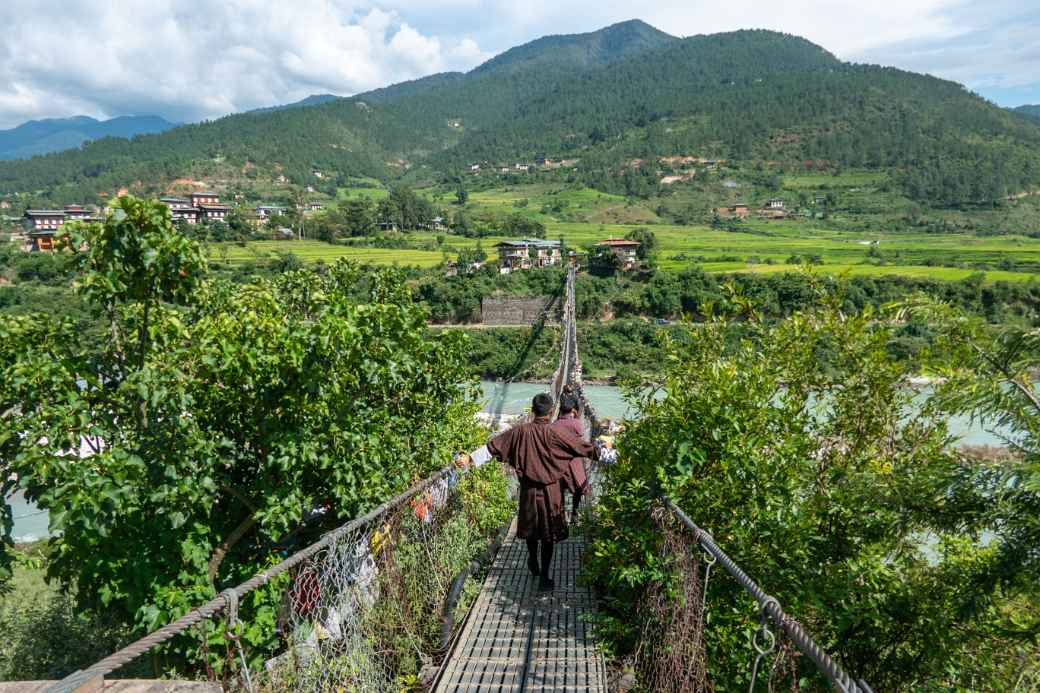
[3,22,1040,210]
[1013,104,1040,120]
[471,19,676,75]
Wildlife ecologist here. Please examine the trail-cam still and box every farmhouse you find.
[495,238,562,273]
[596,238,641,271]
[757,198,788,219]
[22,204,103,250]
[715,203,751,219]
[255,205,286,222]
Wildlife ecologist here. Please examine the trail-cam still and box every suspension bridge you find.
[41,267,872,693]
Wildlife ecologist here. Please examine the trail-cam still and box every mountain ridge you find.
[1,23,1039,209]
[0,114,177,160]
[1012,104,1040,120]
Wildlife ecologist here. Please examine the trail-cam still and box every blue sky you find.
[0,0,1036,129]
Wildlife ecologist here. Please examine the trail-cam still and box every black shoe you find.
[538,577,555,592]
[527,555,540,577]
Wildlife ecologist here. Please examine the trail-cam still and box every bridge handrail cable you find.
[662,493,874,692]
[49,465,459,692]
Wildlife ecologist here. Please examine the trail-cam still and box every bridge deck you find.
[435,523,607,692]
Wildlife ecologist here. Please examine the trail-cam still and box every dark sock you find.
[540,541,554,581]
[526,539,540,576]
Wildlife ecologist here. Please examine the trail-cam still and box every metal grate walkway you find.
[435,523,607,692]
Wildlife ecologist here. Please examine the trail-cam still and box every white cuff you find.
[469,445,492,468]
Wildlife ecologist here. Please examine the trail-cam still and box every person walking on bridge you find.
[458,393,600,591]
[553,393,589,519]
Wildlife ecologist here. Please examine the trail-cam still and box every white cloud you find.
[0,0,1036,128]
[0,0,492,128]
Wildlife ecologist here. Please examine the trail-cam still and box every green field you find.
[238,178,1040,284]
[211,219,1040,283]
[207,241,445,268]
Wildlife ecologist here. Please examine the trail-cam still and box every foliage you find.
[0,544,148,681]
[362,462,513,685]
[587,290,1040,689]
[0,197,483,673]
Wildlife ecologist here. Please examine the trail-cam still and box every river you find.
[479,380,1010,446]
[7,381,1013,542]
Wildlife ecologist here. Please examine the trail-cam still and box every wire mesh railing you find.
[656,498,875,693]
[49,464,508,692]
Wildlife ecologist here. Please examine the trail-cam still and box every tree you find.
[624,227,657,261]
[455,183,469,206]
[0,196,482,665]
[341,197,376,237]
[586,244,622,277]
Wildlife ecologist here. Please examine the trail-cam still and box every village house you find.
[22,204,103,251]
[757,198,787,219]
[160,192,229,224]
[715,203,751,219]
[308,202,324,212]
[469,164,481,172]
[596,238,641,271]
[255,204,287,223]
[160,197,201,225]
[514,163,530,172]
[495,238,561,273]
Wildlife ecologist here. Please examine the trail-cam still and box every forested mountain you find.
[471,19,676,75]
[3,20,1040,208]
[248,94,341,113]
[1013,105,1040,120]
[0,115,176,160]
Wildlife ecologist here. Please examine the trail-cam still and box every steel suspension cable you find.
[661,498,874,693]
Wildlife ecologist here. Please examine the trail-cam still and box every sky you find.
[0,0,1037,129]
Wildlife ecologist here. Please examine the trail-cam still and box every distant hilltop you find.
[0,114,178,160]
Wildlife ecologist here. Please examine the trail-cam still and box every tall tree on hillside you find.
[341,197,376,236]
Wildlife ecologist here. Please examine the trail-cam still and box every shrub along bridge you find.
[46,268,873,692]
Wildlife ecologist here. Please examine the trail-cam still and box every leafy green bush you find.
[587,299,1039,690]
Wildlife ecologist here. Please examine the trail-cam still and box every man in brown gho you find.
[459,393,600,591]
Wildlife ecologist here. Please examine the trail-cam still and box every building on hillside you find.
[308,202,324,212]
[255,205,287,223]
[757,198,787,219]
[22,205,102,251]
[160,197,200,225]
[715,203,750,219]
[469,164,481,172]
[188,191,220,206]
[495,238,561,273]
[24,209,67,233]
[514,163,530,172]
[0,200,11,210]
[596,238,641,271]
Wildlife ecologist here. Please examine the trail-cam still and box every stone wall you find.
[481,296,551,325]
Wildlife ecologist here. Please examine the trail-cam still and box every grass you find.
[214,176,1040,283]
[208,221,1040,283]
[207,241,446,268]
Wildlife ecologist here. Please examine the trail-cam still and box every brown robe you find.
[552,416,589,495]
[487,418,598,542]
